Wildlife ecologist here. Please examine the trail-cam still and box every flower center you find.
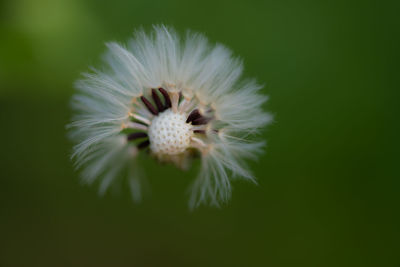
[148,109,193,155]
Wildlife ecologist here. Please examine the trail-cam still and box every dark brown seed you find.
[192,116,211,125]
[137,140,150,150]
[158,88,171,108]
[186,109,201,123]
[152,89,164,112]
[127,132,148,141]
[140,96,158,115]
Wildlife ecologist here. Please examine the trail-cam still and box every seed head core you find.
[148,109,192,155]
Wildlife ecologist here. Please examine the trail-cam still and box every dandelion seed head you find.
[68,25,272,209]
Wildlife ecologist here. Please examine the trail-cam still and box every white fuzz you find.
[148,110,192,155]
[68,25,272,209]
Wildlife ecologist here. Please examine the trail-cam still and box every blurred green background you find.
[1,0,399,266]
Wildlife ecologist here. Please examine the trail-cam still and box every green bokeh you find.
[1,0,399,266]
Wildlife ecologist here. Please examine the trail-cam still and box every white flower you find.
[68,25,272,209]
